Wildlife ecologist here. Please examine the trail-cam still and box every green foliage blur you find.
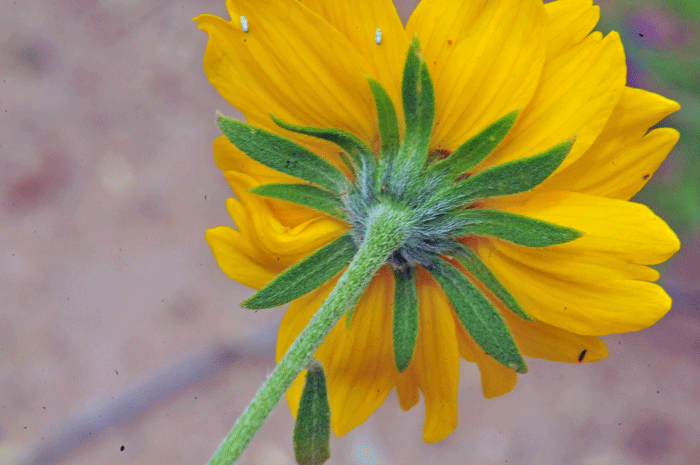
[599,1,700,237]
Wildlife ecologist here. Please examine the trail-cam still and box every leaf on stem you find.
[293,361,331,465]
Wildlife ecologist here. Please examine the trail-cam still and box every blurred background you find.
[0,0,698,464]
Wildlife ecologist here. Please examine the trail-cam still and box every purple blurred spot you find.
[628,8,692,49]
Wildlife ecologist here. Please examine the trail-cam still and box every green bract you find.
[243,234,357,309]
[429,258,527,373]
[216,116,351,194]
[218,37,582,373]
[391,266,419,372]
[249,183,345,220]
[453,244,532,321]
[427,109,519,183]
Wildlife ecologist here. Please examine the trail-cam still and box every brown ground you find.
[1,1,699,464]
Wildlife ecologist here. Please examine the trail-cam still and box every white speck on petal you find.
[241,16,249,33]
[375,28,382,45]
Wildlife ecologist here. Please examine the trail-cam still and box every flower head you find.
[197,0,680,442]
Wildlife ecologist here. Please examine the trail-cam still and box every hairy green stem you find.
[208,203,412,465]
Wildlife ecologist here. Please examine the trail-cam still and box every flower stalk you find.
[208,203,413,465]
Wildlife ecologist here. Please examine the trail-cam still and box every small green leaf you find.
[428,138,574,212]
[293,361,331,465]
[429,110,519,182]
[453,244,532,320]
[217,115,349,193]
[392,267,419,372]
[250,183,345,219]
[428,258,527,373]
[243,234,356,309]
[454,209,583,247]
[367,77,400,160]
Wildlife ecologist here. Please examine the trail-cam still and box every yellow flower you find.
[197,0,680,442]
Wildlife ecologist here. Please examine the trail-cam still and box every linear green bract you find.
[392,266,419,372]
[217,115,350,194]
[250,183,345,219]
[243,234,356,309]
[428,258,527,374]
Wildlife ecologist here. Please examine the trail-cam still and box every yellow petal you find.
[406,0,481,54]
[395,368,420,411]
[323,269,398,436]
[409,0,547,151]
[300,0,408,125]
[477,192,679,335]
[486,31,626,172]
[465,235,660,285]
[280,269,398,436]
[216,171,348,280]
[476,236,673,335]
[205,226,277,290]
[483,191,680,265]
[453,250,609,364]
[503,311,608,364]
[588,127,679,200]
[475,353,518,399]
[453,311,517,399]
[406,269,461,442]
[195,0,376,145]
[544,0,600,61]
[539,87,680,199]
[224,168,346,228]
